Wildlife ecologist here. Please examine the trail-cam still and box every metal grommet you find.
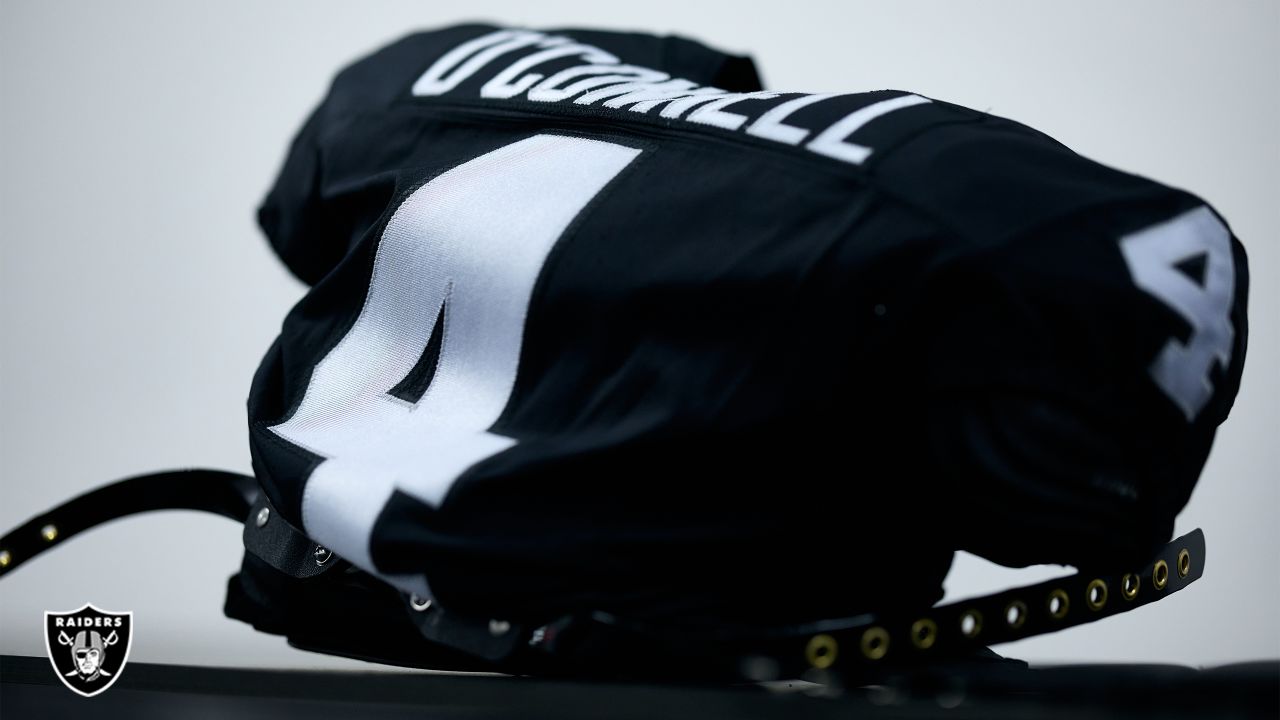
[910,619,938,650]
[960,609,983,639]
[1178,548,1191,578]
[1086,579,1108,611]
[1153,560,1169,590]
[1121,573,1140,601]
[409,594,432,612]
[805,633,839,669]
[40,524,58,542]
[488,619,511,636]
[861,626,890,661]
[528,626,548,649]
[0,550,10,568]
[1047,589,1070,619]
[1004,600,1028,629]
[255,507,270,527]
[314,545,333,566]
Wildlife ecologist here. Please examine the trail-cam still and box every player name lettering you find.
[54,617,123,628]
[412,29,931,166]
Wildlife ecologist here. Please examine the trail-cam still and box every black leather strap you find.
[0,468,1211,682]
[230,485,1209,678]
[528,529,1208,679]
[0,469,256,578]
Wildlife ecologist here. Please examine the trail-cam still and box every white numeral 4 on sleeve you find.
[1119,206,1236,421]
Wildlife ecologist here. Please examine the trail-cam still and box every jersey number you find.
[269,135,641,585]
[1119,205,1236,421]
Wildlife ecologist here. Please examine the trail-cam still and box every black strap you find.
[528,529,1207,680]
[231,481,1209,677]
[0,468,1210,682]
[0,469,256,577]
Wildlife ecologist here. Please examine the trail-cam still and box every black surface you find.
[2,654,1276,719]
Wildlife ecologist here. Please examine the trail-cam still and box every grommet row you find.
[952,548,1195,640]
[0,522,63,573]
[953,579,1103,640]
[788,538,1199,671]
[0,521,63,571]
[804,617,938,667]
[804,598,1030,667]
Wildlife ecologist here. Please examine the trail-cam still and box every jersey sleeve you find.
[912,188,1248,569]
[862,107,1250,570]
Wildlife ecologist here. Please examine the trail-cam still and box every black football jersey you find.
[248,24,1249,625]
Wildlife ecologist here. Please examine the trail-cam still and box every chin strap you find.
[524,528,1206,680]
[0,469,1208,682]
[233,491,1208,680]
[0,469,257,578]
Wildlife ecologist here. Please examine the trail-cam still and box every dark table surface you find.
[2,654,1276,720]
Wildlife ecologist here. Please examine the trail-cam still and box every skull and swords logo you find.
[44,604,132,697]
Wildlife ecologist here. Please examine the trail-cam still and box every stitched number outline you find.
[269,135,641,590]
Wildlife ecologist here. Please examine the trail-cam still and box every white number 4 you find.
[269,134,641,591]
[1120,206,1236,421]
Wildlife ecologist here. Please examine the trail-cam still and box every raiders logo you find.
[44,604,133,697]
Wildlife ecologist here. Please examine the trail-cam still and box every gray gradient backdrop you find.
[1,1,1277,670]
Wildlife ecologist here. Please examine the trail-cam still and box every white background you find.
[1,1,1276,670]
